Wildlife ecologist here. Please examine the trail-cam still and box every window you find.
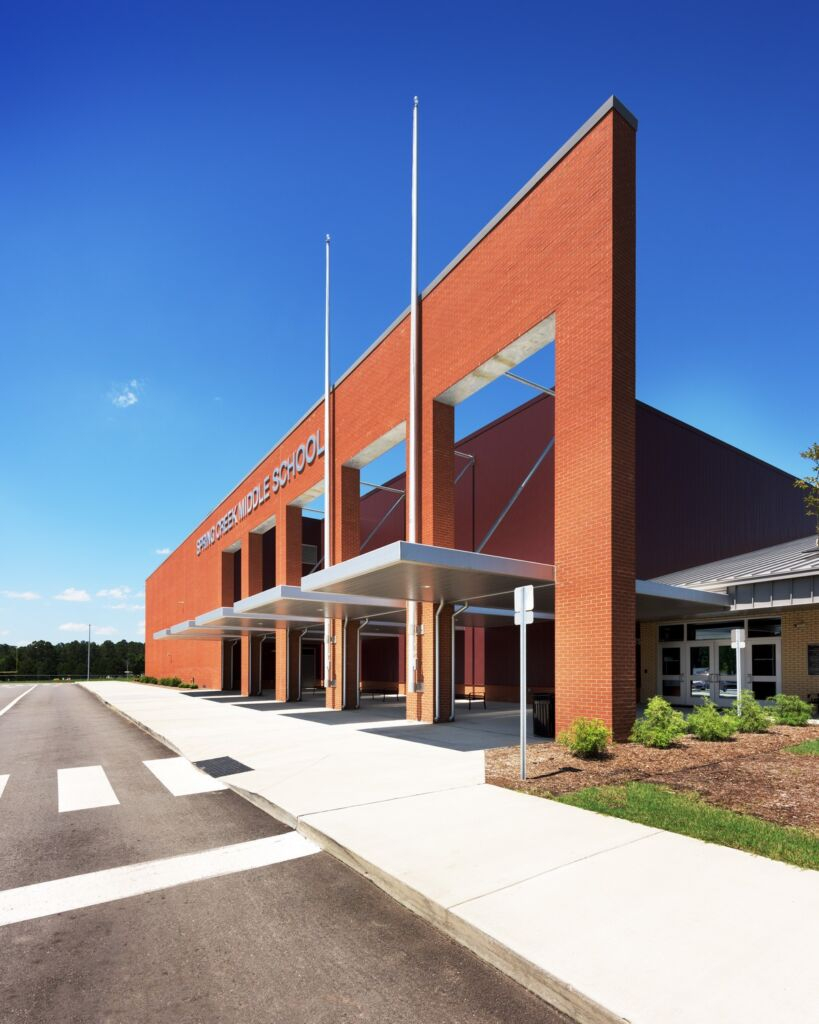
[747,618,781,638]
[686,621,744,641]
[301,543,319,568]
[659,624,684,642]
[661,647,681,675]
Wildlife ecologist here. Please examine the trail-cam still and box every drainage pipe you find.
[450,602,469,721]
[356,618,368,709]
[434,598,444,722]
[340,618,348,709]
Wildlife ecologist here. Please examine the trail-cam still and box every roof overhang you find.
[635,579,730,620]
[235,585,406,622]
[301,541,555,606]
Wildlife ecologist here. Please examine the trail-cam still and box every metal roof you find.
[653,535,819,589]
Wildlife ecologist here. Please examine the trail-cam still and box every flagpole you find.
[324,234,334,692]
[407,96,419,693]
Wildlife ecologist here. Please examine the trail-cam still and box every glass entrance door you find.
[687,641,737,706]
[747,639,780,700]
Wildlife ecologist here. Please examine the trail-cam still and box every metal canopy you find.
[635,579,730,620]
[234,585,405,622]
[302,541,555,605]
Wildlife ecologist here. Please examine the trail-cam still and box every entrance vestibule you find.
[658,617,782,707]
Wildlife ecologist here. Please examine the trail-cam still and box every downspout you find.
[258,634,274,696]
[340,618,348,708]
[297,627,310,701]
[434,598,444,721]
[451,602,468,721]
[357,618,369,709]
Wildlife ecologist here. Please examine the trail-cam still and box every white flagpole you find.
[324,234,334,691]
[407,96,419,694]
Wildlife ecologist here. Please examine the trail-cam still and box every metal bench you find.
[456,690,487,710]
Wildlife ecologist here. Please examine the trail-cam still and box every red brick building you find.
[146,97,813,738]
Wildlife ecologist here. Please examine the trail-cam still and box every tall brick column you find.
[327,464,360,709]
[554,110,636,740]
[275,505,303,702]
[407,400,455,723]
[239,531,263,696]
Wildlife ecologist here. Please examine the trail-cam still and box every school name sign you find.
[195,430,324,556]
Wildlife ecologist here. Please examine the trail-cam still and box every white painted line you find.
[0,775,8,799]
[143,757,227,796]
[0,833,319,927]
[0,686,36,719]
[58,766,120,813]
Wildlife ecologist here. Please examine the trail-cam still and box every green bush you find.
[730,690,772,733]
[557,717,611,758]
[630,696,687,748]
[770,693,813,726]
[142,675,158,685]
[687,699,738,741]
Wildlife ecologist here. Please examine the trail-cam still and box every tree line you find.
[0,640,145,679]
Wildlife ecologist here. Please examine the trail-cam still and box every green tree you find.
[795,443,819,542]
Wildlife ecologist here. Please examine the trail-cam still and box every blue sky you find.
[1,1,817,645]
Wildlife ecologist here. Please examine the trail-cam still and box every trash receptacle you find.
[532,692,554,738]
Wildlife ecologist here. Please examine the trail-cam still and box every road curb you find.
[80,683,627,1024]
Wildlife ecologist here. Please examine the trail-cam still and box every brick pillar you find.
[554,110,636,741]
[326,464,360,710]
[274,629,301,702]
[407,400,455,723]
[240,531,264,696]
[275,505,303,702]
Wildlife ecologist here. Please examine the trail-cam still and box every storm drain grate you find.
[194,756,253,778]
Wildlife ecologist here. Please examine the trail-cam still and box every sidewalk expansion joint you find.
[448,830,663,912]
[296,781,483,824]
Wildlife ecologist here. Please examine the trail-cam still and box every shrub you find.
[630,696,687,748]
[687,699,738,741]
[558,717,611,758]
[730,690,772,733]
[770,693,813,727]
[142,675,158,686]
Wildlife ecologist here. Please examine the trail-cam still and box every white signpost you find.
[731,627,746,713]
[514,585,534,780]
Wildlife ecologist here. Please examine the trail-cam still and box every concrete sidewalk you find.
[82,681,819,1024]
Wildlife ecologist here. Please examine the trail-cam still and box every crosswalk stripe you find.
[0,685,36,719]
[58,766,119,812]
[143,757,227,796]
[0,833,319,926]
[0,775,8,799]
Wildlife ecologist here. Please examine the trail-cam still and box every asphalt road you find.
[0,684,570,1024]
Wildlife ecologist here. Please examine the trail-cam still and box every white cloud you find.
[97,586,131,599]
[137,621,145,635]
[1,590,41,601]
[54,588,91,602]
[94,626,118,637]
[111,379,141,409]
[59,622,89,633]
[0,628,10,637]
[111,602,144,611]
[155,548,170,555]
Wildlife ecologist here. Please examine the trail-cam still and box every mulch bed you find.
[485,725,819,833]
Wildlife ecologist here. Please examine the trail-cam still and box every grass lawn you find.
[558,782,819,871]
[786,739,819,756]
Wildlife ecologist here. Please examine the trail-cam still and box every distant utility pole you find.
[87,624,91,681]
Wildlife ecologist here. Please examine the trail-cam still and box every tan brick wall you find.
[780,607,819,701]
